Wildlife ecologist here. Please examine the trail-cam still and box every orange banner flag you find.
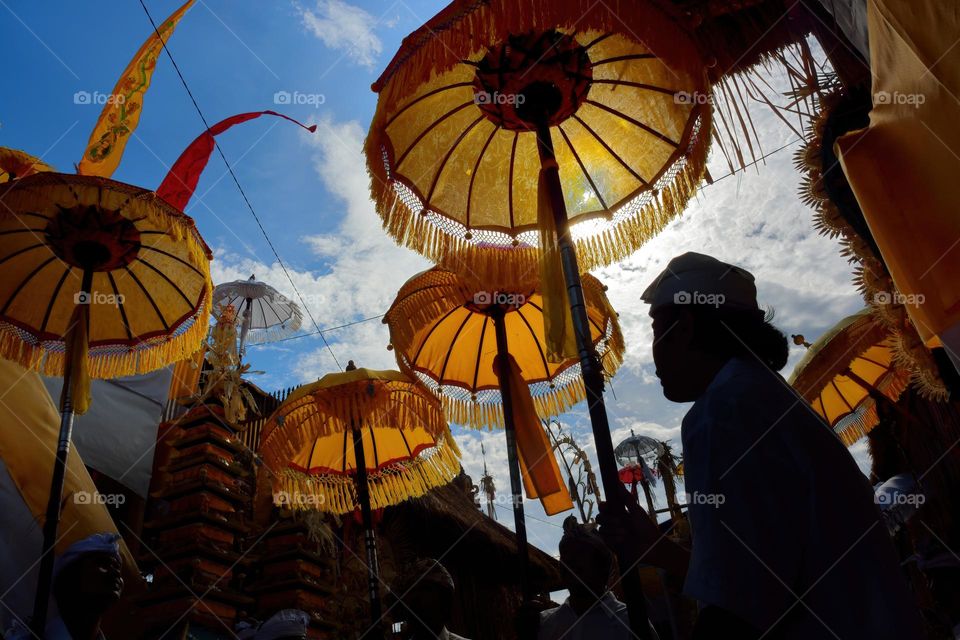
[77,0,195,177]
[495,354,573,516]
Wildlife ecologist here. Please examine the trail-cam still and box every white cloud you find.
[299,0,383,68]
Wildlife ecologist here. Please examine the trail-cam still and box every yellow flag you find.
[836,0,960,346]
[537,166,578,362]
[77,0,195,177]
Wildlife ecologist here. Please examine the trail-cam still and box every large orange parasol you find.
[384,266,623,597]
[366,0,710,278]
[384,267,623,428]
[0,171,212,630]
[789,309,910,446]
[259,365,458,633]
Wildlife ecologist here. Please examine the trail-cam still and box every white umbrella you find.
[213,275,303,355]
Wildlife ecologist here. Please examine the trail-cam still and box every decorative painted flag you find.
[77,0,195,177]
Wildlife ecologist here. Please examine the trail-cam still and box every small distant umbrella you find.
[259,364,458,634]
[615,431,665,467]
[616,431,663,520]
[212,275,302,355]
[0,172,212,630]
[789,309,910,445]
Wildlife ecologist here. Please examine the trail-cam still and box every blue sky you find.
[1,0,871,559]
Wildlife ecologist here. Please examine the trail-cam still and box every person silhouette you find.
[392,559,469,640]
[599,252,925,639]
[7,532,123,640]
[537,516,659,640]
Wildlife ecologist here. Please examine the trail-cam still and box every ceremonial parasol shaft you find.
[492,310,531,601]
[535,121,652,640]
[239,296,253,356]
[31,268,92,634]
[352,424,384,637]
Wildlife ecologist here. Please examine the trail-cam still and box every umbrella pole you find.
[492,310,532,602]
[534,120,652,640]
[352,425,383,637]
[239,296,253,357]
[31,268,92,634]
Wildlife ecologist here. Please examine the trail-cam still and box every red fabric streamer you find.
[157,110,317,211]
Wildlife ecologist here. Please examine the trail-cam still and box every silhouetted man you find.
[393,559,469,640]
[8,532,123,640]
[538,516,658,640]
[600,252,924,639]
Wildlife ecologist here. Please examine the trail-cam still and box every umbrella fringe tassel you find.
[834,367,911,446]
[271,433,462,515]
[367,107,710,275]
[0,275,212,380]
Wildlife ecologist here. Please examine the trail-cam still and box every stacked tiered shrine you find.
[137,404,255,637]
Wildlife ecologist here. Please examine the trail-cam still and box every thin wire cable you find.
[254,314,386,346]
[699,137,803,189]
[138,0,342,370]
[494,503,564,528]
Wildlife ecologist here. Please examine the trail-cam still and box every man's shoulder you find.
[538,604,568,623]
[692,358,826,436]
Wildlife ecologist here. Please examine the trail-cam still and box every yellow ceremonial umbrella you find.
[789,309,910,446]
[384,267,624,429]
[368,4,722,630]
[0,171,212,629]
[0,148,55,183]
[383,266,623,598]
[366,0,710,278]
[259,364,459,632]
